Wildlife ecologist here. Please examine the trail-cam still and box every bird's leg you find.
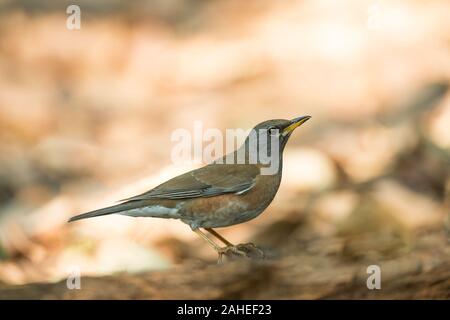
[193,229,246,263]
[204,228,233,246]
[205,228,261,259]
[193,229,222,250]
[193,229,227,263]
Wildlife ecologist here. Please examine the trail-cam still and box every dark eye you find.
[268,127,279,135]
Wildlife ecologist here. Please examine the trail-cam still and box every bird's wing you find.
[121,164,260,201]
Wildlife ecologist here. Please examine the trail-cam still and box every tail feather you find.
[69,201,140,222]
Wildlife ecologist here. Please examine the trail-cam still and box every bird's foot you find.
[235,243,265,259]
[217,245,246,263]
[216,243,264,263]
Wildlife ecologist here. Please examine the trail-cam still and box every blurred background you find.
[0,0,449,286]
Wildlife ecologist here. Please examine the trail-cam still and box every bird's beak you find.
[282,116,311,136]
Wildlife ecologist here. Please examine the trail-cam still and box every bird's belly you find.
[121,205,179,218]
[180,186,278,229]
[192,205,263,229]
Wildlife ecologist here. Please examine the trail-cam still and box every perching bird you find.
[69,116,311,261]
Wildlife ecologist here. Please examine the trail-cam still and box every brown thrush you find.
[69,116,311,261]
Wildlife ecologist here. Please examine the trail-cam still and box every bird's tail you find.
[68,201,140,222]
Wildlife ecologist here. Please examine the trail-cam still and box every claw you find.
[235,243,265,259]
[219,245,247,259]
[216,243,264,262]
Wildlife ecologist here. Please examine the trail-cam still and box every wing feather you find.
[121,164,259,201]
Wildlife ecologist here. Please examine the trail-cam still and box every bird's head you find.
[246,116,311,152]
[229,116,311,175]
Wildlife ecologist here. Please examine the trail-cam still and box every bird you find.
[69,116,311,262]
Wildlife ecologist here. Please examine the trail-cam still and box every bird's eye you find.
[268,127,279,136]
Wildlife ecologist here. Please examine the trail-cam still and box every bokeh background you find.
[0,0,449,287]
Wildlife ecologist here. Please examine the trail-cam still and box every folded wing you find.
[121,164,260,201]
